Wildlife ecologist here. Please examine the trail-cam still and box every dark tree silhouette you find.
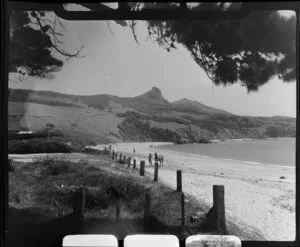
[9,10,83,81]
[9,3,297,92]
[45,123,55,141]
[125,2,296,92]
[265,126,280,138]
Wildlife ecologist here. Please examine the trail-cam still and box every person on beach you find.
[148,153,152,166]
[133,148,135,153]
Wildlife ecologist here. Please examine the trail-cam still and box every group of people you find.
[148,152,164,166]
[132,147,164,166]
[108,146,164,166]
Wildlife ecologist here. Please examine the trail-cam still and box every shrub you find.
[8,159,15,172]
[81,173,145,202]
[84,174,102,187]
[79,159,89,166]
[37,140,72,153]
[8,140,33,154]
[102,176,145,201]
[264,126,281,138]
[8,139,72,154]
[32,156,75,176]
[83,176,145,211]
[81,147,103,155]
[48,162,70,176]
[197,138,212,144]
[84,166,100,172]
[85,188,109,209]
[8,129,64,141]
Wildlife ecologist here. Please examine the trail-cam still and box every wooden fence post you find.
[177,170,182,192]
[128,157,131,168]
[154,162,158,182]
[123,156,126,164]
[181,192,185,227]
[114,152,117,161]
[116,200,120,220]
[72,186,85,220]
[213,185,226,234]
[140,161,145,176]
[133,159,136,169]
[119,154,122,163]
[144,192,151,227]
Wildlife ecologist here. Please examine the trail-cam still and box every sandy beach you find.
[9,141,296,241]
[99,142,296,241]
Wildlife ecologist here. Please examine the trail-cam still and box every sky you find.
[9,13,297,117]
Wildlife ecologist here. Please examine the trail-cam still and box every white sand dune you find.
[108,142,296,241]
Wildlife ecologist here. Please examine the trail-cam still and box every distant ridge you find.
[172,98,230,115]
[8,87,296,143]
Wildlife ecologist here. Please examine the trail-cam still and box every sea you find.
[158,138,295,168]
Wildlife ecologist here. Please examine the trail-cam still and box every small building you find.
[17,130,33,135]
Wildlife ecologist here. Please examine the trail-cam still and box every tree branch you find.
[106,20,116,37]
[130,20,140,45]
[51,45,81,59]
[32,11,83,60]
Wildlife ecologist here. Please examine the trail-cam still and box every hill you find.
[8,87,296,145]
[172,98,230,115]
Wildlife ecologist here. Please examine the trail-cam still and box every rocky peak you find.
[134,87,170,105]
[141,87,163,100]
[151,86,162,95]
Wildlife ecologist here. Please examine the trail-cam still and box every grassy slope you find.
[9,101,123,144]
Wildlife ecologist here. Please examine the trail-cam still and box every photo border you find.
[1,1,299,247]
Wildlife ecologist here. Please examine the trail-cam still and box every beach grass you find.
[8,143,285,243]
[8,154,210,244]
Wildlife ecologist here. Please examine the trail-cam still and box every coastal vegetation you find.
[9,152,266,246]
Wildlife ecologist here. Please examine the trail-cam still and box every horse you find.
[157,155,164,166]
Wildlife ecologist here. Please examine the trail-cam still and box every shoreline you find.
[157,146,295,170]
[158,140,295,170]
[209,137,295,143]
[9,141,296,241]
[106,141,296,241]
[105,136,296,146]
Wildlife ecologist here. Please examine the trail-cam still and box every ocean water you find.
[159,138,295,167]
